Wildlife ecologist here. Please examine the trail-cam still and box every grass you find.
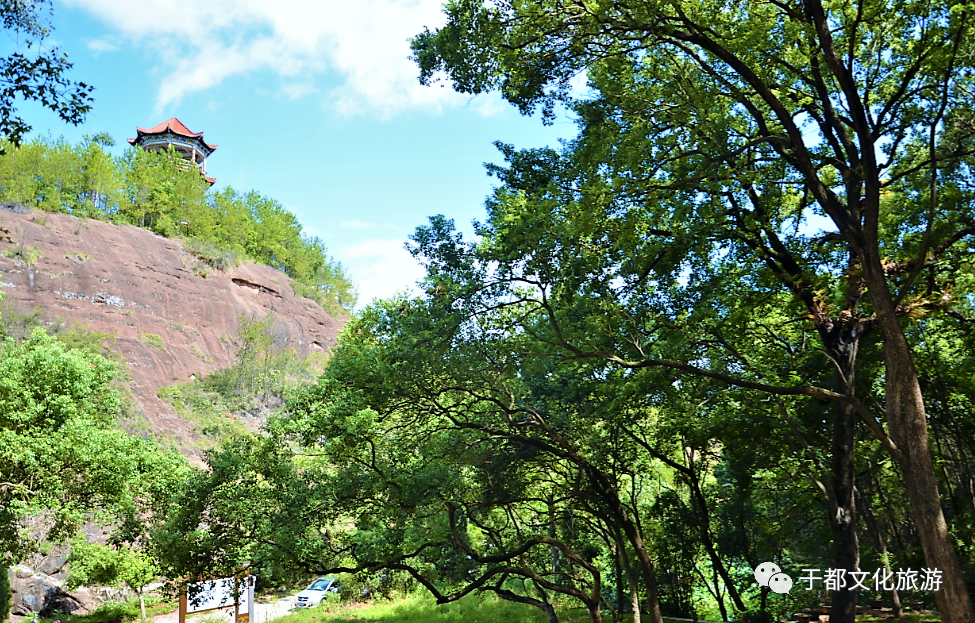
[272,593,944,623]
[183,238,242,271]
[4,244,43,266]
[157,379,251,446]
[65,251,92,264]
[275,593,556,623]
[270,593,674,623]
[27,596,176,623]
[139,333,165,350]
[190,343,213,362]
[859,614,941,623]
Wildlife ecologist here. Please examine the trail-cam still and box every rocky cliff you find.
[0,205,345,445]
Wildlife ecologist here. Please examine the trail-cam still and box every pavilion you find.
[128,118,217,184]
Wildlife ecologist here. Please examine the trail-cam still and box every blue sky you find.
[10,0,578,307]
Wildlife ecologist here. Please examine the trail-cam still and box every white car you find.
[294,577,340,608]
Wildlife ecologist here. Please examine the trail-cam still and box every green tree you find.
[66,538,158,620]
[0,564,10,623]
[78,134,121,217]
[0,0,94,147]
[411,0,975,619]
[0,329,189,563]
[119,146,209,232]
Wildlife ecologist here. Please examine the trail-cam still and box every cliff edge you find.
[0,206,345,445]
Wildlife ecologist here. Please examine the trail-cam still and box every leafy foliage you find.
[158,313,325,447]
[67,538,158,620]
[0,0,94,148]
[0,328,189,563]
[135,0,975,620]
[406,0,975,618]
[0,564,10,623]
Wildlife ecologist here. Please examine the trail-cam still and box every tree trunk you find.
[860,255,974,622]
[857,486,903,618]
[642,564,662,623]
[616,533,642,623]
[494,586,560,623]
[686,465,746,612]
[549,497,561,585]
[826,336,860,623]
[615,554,624,617]
[828,400,859,623]
[711,562,728,622]
[584,466,662,623]
[589,601,603,623]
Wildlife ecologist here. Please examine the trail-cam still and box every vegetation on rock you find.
[158,313,326,447]
[0,137,356,313]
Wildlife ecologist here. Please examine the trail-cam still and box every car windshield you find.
[307,578,333,591]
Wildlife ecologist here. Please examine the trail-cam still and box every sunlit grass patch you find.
[276,593,554,623]
[272,593,673,623]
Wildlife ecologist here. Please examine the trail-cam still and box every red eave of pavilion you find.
[127,117,218,151]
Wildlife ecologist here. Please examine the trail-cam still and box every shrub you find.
[183,238,241,271]
[139,334,164,350]
[0,566,11,623]
[3,244,43,266]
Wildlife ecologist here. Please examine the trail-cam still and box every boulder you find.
[0,201,30,214]
[10,566,96,616]
[36,555,67,579]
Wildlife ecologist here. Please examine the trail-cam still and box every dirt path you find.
[152,597,298,623]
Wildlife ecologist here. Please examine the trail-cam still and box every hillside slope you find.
[0,206,345,444]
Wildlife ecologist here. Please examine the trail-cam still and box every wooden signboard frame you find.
[178,569,255,623]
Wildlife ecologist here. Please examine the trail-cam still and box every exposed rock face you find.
[10,566,99,616]
[0,208,345,444]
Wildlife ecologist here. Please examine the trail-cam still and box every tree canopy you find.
[0,0,93,147]
[67,538,158,620]
[0,327,189,564]
[409,0,975,620]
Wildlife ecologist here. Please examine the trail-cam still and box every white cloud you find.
[62,0,475,116]
[85,38,117,53]
[338,237,425,306]
[279,82,318,101]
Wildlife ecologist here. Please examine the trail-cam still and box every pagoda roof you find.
[127,117,217,150]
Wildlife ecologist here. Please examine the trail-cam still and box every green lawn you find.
[275,595,945,623]
[25,597,177,623]
[275,593,623,623]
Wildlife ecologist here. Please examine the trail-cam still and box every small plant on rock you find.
[139,333,164,350]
